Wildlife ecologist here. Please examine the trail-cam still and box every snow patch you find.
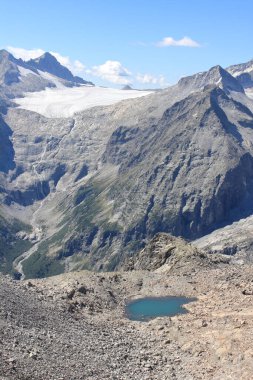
[18,65,38,78]
[15,86,153,118]
[18,66,64,89]
[246,89,253,99]
[38,70,65,89]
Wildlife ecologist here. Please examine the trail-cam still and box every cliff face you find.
[103,88,253,241]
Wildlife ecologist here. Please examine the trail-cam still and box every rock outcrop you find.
[124,233,229,272]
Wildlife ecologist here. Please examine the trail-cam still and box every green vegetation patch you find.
[22,249,64,279]
[0,214,33,275]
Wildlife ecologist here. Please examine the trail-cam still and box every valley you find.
[0,46,253,379]
[1,0,253,378]
[1,50,253,277]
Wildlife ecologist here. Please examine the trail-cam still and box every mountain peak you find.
[27,52,93,86]
[0,49,16,63]
[209,64,223,72]
[0,50,21,86]
[0,49,10,57]
[178,64,244,94]
[33,52,58,64]
[122,85,133,90]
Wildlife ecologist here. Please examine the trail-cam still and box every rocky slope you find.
[227,58,253,89]
[1,52,253,276]
[193,214,253,262]
[1,234,253,380]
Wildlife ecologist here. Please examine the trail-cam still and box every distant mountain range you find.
[0,49,253,278]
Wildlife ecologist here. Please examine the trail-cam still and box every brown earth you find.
[1,253,253,380]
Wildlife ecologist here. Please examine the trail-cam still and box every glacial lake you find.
[125,296,196,321]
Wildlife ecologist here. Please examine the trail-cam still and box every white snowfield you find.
[246,88,253,99]
[15,85,153,118]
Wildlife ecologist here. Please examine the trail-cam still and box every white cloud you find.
[6,46,168,88]
[89,62,168,87]
[49,51,85,74]
[90,60,132,84]
[156,36,200,48]
[136,73,168,87]
[7,46,45,60]
[6,46,85,75]
[73,60,85,73]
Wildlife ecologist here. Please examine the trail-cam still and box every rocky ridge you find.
[227,58,253,89]
[124,233,230,272]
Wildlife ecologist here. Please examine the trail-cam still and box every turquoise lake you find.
[125,296,196,321]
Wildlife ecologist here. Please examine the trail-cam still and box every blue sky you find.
[1,0,253,88]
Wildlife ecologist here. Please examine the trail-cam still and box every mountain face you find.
[227,59,253,89]
[1,53,253,278]
[0,50,20,86]
[178,65,244,94]
[0,49,93,98]
[27,52,93,85]
[103,87,253,239]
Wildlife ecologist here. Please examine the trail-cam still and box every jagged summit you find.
[27,52,93,85]
[32,51,56,63]
[178,64,244,94]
